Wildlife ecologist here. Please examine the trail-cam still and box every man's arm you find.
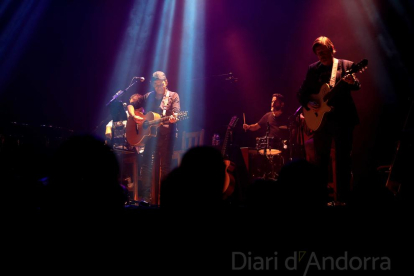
[127,104,144,124]
[243,113,269,131]
[243,123,260,131]
[128,94,145,123]
[127,104,135,117]
[343,61,361,90]
[169,93,180,123]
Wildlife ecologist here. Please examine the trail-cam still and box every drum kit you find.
[240,122,297,180]
[253,135,285,180]
[109,121,146,154]
[105,101,142,152]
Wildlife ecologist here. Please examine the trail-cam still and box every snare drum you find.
[258,148,281,156]
[256,136,280,155]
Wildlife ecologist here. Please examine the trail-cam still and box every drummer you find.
[243,93,288,149]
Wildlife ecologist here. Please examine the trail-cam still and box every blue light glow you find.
[105,0,157,97]
[0,0,49,90]
[150,0,176,71]
[177,0,205,132]
[104,0,206,135]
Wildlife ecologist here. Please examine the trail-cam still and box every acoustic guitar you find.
[303,59,368,131]
[126,110,188,146]
[222,116,238,199]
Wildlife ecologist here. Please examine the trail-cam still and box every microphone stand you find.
[385,97,413,195]
[287,106,303,162]
[106,77,142,106]
[290,105,303,120]
[93,77,142,134]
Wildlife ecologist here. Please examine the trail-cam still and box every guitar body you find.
[126,110,189,146]
[126,111,161,146]
[302,83,332,131]
[223,159,236,199]
[302,59,368,131]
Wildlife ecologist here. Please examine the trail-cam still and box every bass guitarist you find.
[297,36,361,205]
[127,71,180,205]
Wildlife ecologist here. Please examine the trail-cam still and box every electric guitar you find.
[222,116,238,199]
[126,110,188,146]
[303,59,368,131]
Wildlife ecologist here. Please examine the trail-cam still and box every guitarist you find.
[127,71,180,205]
[297,36,361,205]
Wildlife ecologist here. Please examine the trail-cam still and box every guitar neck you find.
[323,60,366,102]
[221,129,231,157]
[148,116,169,126]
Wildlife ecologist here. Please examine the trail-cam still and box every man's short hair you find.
[312,36,336,54]
[272,93,284,101]
[152,71,167,81]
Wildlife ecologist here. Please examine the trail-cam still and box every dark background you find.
[1,0,413,186]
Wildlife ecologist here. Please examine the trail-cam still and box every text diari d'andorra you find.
[232,251,391,274]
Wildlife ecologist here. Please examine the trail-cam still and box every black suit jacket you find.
[297,59,361,126]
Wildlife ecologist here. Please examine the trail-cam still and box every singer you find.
[243,93,288,149]
[127,71,180,206]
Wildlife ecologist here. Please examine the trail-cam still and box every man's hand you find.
[169,114,178,123]
[243,124,250,131]
[342,73,356,84]
[133,115,144,124]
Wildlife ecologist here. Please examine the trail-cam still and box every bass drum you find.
[249,149,284,180]
[240,148,265,180]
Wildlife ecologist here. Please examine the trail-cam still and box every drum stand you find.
[256,130,278,180]
[265,151,278,180]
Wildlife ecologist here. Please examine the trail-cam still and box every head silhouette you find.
[276,159,328,209]
[161,146,225,209]
[45,134,126,213]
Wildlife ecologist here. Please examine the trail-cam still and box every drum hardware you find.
[111,120,135,151]
[258,148,282,156]
[255,136,282,180]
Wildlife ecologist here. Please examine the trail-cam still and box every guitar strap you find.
[159,90,170,129]
[329,58,339,88]
[162,90,170,116]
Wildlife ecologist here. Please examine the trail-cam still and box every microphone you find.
[134,77,145,82]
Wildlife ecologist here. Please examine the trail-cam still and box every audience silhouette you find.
[43,134,127,214]
[348,167,397,210]
[277,158,329,209]
[246,158,328,211]
[160,146,225,210]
